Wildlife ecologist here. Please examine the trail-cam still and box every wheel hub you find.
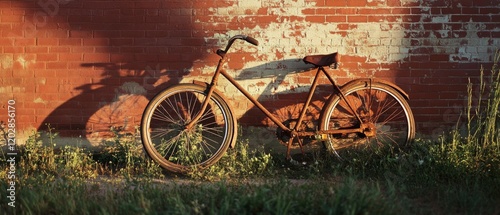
[276,119,316,147]
[361,122,377,137]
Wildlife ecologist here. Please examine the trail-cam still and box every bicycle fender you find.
[341,78,410,100]
[192,80,210,88]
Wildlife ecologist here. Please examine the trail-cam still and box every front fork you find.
[184,59,225,130]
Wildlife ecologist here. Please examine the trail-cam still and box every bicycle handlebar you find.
[217,35,259,57]
[244,36,259,46]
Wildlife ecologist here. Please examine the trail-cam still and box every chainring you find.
[275,119,317,148]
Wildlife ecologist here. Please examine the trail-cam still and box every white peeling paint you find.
[0,55,14,70]
[0,87,11,94]
[432,15,450,23]
[189,0,499,100]
[194,1,408,95]
[17,56,35,69]
[34,97,48,105]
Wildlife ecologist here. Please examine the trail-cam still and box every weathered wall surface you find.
[1,0,499,143]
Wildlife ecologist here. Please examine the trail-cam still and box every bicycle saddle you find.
[303,52,339,68]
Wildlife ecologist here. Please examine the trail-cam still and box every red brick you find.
[49,47,71,53]
[83,53,110,62]
[36,84,59,93]
[5,26,30,37]
[116,46,142,54]
[0,2,11,8]
[15,38,35,46]
[59,53,82,61]
[451,15,490,22]
[110,38,134,46]
[37,38,58,46]
[111,53,135,62]
[121,30,146,38]
[391,7,411,14]
[359,8,392,15]
[3,77,22,85]
[1,14,23,22]
[346,0,366,7]
[324,0,346,6]
[69,30,93,38]
[83,38,109,46]
[335,8,357,14]
[368,15,398,22]
[480,7,500,14]
[26,46,48,53]
[430,54,449,62]
[68,15,92,23]
[46,30,69,38]
[0,38,14,46]
[326,16,346,22]
[3,46,24,53]
[30,62,46,69]
[37,53,57,61]
[59,38,82,46]
[301,8,316,15]
[71,46,94,53]
[96,46,118,53]
[347,15,367,23]
[46,62,68,69]
[135,54,159,62]
[12,69,34,78]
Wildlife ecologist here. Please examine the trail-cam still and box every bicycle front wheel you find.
[320,81,415,151]
[141,84,236,173]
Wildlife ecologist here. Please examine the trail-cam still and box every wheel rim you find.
[324,86,413,149]
[143,89,230,171]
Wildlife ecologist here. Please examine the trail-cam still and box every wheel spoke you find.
[322,84,414,154]
[152,104,178,124]
[164,96,186,123]
[141,85,234,173]
[151,127,177,139]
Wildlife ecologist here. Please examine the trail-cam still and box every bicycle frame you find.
[140,35,415,172]
[185,43,366,139]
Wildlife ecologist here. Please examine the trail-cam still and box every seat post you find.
[293,66,323,131]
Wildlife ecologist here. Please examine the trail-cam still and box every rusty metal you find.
[297,127,364,137]
[184,60,223,130]
[342,78,410,100]
[183,35,371,160]
[320,66,364,124]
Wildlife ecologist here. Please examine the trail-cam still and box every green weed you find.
[93,126,164,179]
[188,139,274,180]
[13,126,95,180]
[1,177,405,215]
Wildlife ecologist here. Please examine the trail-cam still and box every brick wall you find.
[1,0,499,143]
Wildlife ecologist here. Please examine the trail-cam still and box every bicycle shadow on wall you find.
[19,1,211,144]
[41,62,188,141]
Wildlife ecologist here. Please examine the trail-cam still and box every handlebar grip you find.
[245,36,259,46]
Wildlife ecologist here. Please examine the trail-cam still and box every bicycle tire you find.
[141,84,236,173]
[320,81,415,152]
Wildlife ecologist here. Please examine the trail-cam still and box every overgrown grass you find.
[1,55,500,214]
[0,176,408,215]
[92,127,164,179]
[17,126,98,180]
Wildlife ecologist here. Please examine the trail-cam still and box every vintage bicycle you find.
[141,35,415,173]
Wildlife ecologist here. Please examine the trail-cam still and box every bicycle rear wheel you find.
[141,84,236,173]
[320,81,415,152]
